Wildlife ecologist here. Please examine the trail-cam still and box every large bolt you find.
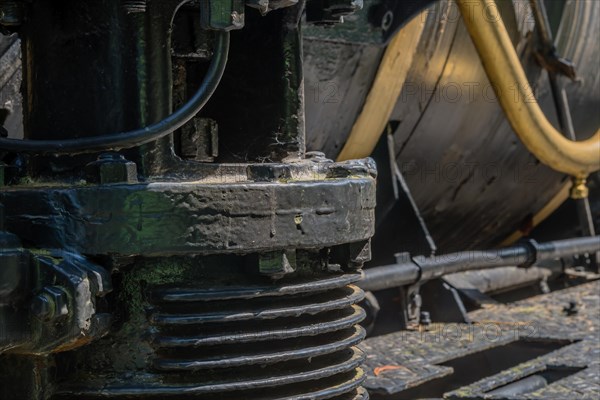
[31,286,69,322]
[85,153,138,184]
[570,176,589,199]
[347,240,371,270]
[330,240,371,270]
[31,293,54,321]
[259,250,296,279]
[419,311,432,327]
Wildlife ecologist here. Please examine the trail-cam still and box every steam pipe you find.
[455,0,600,179]
[360,236,600,292]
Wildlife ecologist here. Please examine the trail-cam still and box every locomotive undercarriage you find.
[0,0,599,399]
[0,1,376,398]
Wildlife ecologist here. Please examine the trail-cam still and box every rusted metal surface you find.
[0,159,376,256]
[0,2,375,399]
[360,280,600,399]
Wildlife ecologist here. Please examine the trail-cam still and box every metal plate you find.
[0,160,376,256]
[360,280,600,399]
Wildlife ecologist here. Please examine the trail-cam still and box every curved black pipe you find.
[0,31,230,154]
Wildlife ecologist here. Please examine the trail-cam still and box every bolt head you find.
[85,153,138,184]
[259,251,296,279]
[31,294,55,321]
[31,286,69,321]
[571,182,589,199]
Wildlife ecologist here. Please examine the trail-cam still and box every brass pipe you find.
[456,0,600,179]
[336,12,426,161]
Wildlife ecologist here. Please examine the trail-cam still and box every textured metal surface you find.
[54,269,369,399]
[0,159,376,256]
[449,280,600,399]
[0,247,112,355]
[0,2,376,399]
[360,280,600,399]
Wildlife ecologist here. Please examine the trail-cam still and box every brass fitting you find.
[570,176,589,199]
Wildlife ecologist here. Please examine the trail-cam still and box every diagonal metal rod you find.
[530,0,571,136]
[530,0,597,269]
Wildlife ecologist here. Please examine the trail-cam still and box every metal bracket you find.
[369,131,436,267]
[0,244,112,355]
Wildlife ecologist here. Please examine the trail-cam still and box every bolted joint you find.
[85,153,138,184]
[31,286,69,322]
[419,311,432,327]
[570,176,589,199]
[259,250,296,279]
[330,240,371,270]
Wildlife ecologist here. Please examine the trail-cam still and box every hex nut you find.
[85,153,138,184]
[570,177,589,199]
[31,293,54,321]
[31,286,69,321]
[259,251,296,278]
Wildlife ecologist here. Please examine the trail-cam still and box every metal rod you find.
[529,0,598,265]
[487,375,548,396]
[530,0,554,45]
[360,236,600,292]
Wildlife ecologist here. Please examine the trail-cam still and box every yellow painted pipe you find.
[456,0,600,178]
[500,181,571,246]
[336,12,426,161]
